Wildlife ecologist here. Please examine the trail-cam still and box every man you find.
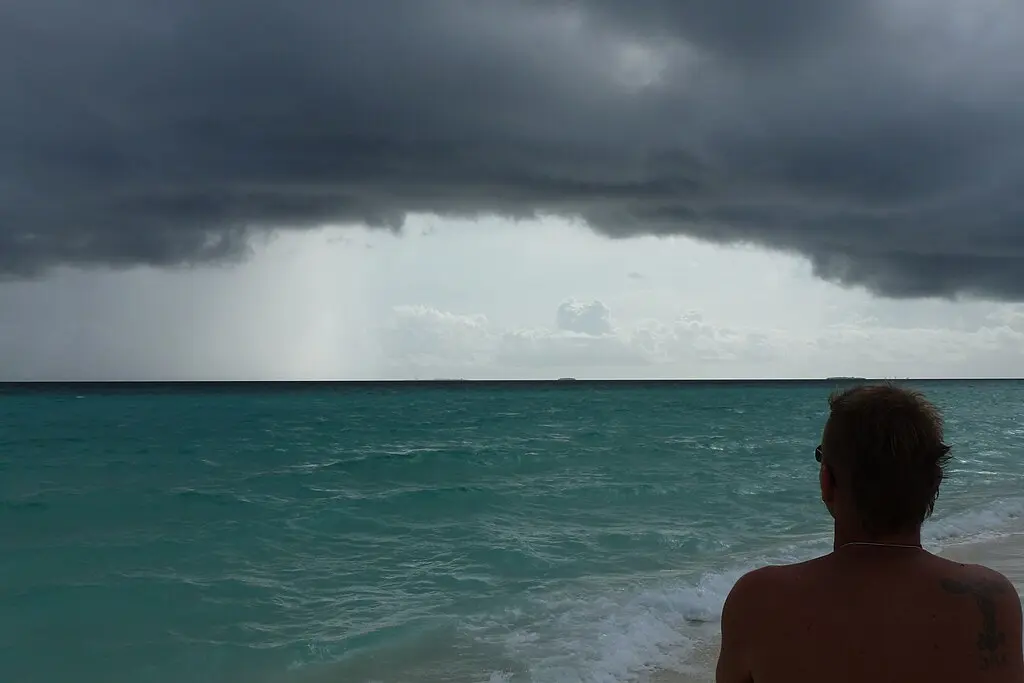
[716,384,1023,682]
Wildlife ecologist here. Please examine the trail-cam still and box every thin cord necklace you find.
[839,541,923,550]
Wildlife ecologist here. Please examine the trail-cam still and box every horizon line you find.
[2,377,1022,385]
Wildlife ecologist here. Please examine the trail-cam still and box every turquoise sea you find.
[2,381,1023,683]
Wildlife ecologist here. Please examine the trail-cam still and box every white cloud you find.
[629,312,758,364]
[378,306,494,377]
[376,300,647,378]
[496,328,648,371]
[987,306,1024,331]
[555,299,616,335]
[372,299,1024,380]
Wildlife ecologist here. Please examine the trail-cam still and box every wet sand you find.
[651,531,1024,683]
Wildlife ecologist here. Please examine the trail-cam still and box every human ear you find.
[820,464,836,517]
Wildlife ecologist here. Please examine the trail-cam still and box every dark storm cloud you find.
[3,0,1024,298]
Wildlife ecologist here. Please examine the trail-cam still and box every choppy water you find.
[2,381,1023,683]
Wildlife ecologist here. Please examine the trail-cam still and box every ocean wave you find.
[466,570,738,682]
[923,497,1024,545]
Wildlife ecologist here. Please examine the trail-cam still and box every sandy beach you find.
[651,530,1024,683]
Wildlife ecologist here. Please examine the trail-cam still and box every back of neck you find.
[833,523,922,551]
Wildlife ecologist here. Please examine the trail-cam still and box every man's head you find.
[818,384,953,536]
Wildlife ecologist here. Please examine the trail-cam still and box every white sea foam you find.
[477,586,716,682]
[923,497,1024,546]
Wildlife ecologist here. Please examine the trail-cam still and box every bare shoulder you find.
[717,566,789,683]
[717,563,809,682]
[936,561,1023,674]
[721,563,803,620]
[727,557,824,596]
[727,564,789,597]
[938,560,1023,612]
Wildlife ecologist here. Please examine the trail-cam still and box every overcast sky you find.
[2,1,1024,380]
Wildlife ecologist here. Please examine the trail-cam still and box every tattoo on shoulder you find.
[940,576,1010,670]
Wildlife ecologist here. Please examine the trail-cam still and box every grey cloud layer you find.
[3,0,1024,298]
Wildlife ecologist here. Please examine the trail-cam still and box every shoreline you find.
[651,529,1024,683]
